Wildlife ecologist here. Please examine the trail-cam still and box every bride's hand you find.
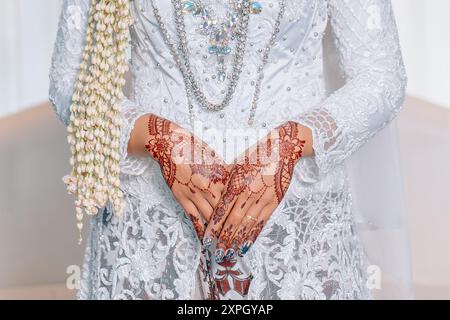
[130,114,231,241]
[202,121,310,263]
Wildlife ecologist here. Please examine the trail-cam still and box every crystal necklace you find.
[149,0,287,126]
[183,0,263,82]
[173,0,250,113]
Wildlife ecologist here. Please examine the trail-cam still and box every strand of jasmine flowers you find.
[64,0,132,244]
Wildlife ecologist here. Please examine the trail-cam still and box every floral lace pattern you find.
[50,0,406,300]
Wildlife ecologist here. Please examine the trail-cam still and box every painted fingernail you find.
[202,236,213,249]
[238,241,253,256]
[215,249,224,263]
[224,248,235,261]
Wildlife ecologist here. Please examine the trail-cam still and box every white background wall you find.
[0,0,61,118]
[392,0,450,109]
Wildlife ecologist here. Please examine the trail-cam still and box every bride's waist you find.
[133,68,324,101]
[130,84,325,128]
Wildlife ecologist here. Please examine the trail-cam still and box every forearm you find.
[127,114,193,164]
[273,121,314,159]
[127,113,182,158]
[128,115,314,161]
[127,114,152,157]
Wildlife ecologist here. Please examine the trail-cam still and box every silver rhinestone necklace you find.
[153,0,251,113]
[148,0,286,126]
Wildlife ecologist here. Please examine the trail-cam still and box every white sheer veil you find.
[322,27,414,299]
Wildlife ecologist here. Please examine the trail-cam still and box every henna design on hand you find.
[188,213,205,240]
[145,114,230,190]
[205,121,306,264]
[145,114,177,187]
[144,114,231,242]
[273,121,306,201]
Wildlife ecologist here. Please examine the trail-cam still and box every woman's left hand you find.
[203,121,312,263]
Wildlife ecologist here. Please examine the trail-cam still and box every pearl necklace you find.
[149,0,286,126]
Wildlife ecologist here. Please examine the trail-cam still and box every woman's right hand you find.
[129,114,231,241]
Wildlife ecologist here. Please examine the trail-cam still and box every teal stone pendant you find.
[249,2,263,14]
[182,1,195,14]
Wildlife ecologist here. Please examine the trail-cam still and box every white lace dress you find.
[49,0,406,300]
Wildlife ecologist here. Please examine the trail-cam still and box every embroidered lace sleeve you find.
[295,0,407,178]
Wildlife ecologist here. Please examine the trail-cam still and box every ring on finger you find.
[244,214,257,222]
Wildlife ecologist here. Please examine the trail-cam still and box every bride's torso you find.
[84,1,371,300]
[122,0,347,201]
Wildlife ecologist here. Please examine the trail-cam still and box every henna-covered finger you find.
[236,216,259,257]
[238,203,278,256]
[230,208,261,257]
[202,175,241,248]
[257,202,279,226]
[191,191,214,223]
[237,219,265,257]
[215,224,235,263]
[203,197,236,240]
[222,193,265,257]
[182,200,206,241]
[222,192,257,241]
[201,189,219,210]
[214,194,258,262]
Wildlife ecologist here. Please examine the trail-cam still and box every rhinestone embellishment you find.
[182,0,262,82]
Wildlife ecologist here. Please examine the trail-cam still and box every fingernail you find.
[238,241,253,257]
[202,236,213,249]
[215,249,224,263]
[224,248,235,261]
